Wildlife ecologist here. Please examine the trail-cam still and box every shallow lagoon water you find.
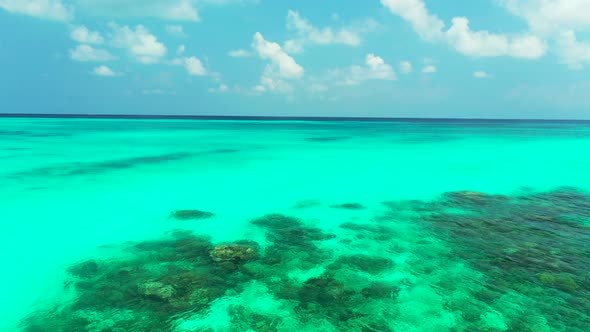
[1,118,590,331]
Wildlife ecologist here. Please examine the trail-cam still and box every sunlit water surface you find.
[1,118,590,331]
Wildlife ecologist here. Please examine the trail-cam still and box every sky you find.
[1,0,590,119]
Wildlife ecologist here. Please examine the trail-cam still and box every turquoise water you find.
[1,118,590,331]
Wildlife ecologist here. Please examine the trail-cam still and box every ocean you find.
[1,117,589,331]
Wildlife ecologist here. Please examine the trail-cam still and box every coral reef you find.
[210,244,259,263]
[21,188,590,331]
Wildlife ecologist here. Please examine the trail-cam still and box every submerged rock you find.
[299,277,348,305]
[67,260,99,279]
[331,254,394,275]
[169,209,215,220]
[138,281,176,301]
[132,232,213,262]
[210,244,258,263]
[251,214,335,249]
[361,282,400,300]
[444,191,508,206]
[338,222,395,241]
[251,214,301,229]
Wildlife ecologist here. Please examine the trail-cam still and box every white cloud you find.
[169,58,183,65]
[500,0,590,35]
[258,66,294,93]
[209,84,229,93]
[253,85,267,92]
[166,25,186,37]
[283,39,305,54]
[380,0,445,40]
[252,32,304,79]
[77,0,199,21]
[473,70,491,79]
[228,49,251,57]
[447,17,546,59]
[171,55,214,81]
[71,26,103,44]
[184,56,207,76]
[309,83,328,92]
[0,0,72,21]
[110,24,167,64]
[283,10,373,53]
[499,0,590,68]
[251,32,305,94]
[177,45,186,55]
[70,44,115,62]
[162,0,199,21]
[366,54,396,78]
[400,60,413,74]
[381,0,547,60]
[334,53,396,85]
[556,30,590,69]
[93,65,118,76]
[422,65,437,73]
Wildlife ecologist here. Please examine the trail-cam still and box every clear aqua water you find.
[1,118,590,331]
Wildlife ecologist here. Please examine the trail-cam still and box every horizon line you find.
[1,113,590,123]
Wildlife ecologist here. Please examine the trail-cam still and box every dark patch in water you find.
[210,148,240,154]
[361,282,400,300]
[169,209,215,221]
[0,130,29,136]
[98,153,193,169]
[67,260,99,279]
[4,147,31,151]
[339,222,396,241]
[27,187,48,191]
[330,203,366,210]
[329,255,394,275]
[293,199,322,209]
[29,133,72,137]
[11,149,240,180]
[11,153,194,178]
[306,136,352,142]
[0,130,71,138]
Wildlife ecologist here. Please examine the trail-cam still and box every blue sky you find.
[1,0,590,119]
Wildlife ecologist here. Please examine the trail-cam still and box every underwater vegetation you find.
[21,188,590,331]
[330,203,366,210]
[169,210,215,221]
[9,149,239,179]
[402,189,590,331]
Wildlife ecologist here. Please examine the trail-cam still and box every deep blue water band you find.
[2,113,590,124]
